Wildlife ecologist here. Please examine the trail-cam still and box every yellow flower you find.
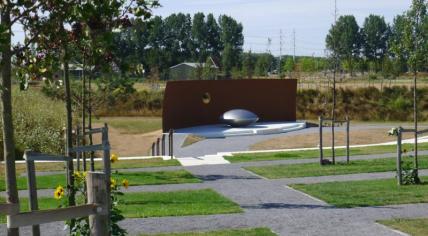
[73,171,81,179]
[122,179,129,189]
[82,171,87,178]
[54,185,65,200]
[110,153,119,163]
[110,178,117,188]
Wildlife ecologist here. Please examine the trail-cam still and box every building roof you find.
[169,57,219,70]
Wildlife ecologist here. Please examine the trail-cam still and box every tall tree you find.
[242,51,256,79]
[192,12,208,62]
[219,15,244,76]
[361,15,390,72]
[399,0,428,179]
[0,2,53,234]
[326,15,362,75]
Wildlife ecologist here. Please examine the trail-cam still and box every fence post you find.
[397,128,403,185]
[151,143,155,156]
[26,157,40,236]
[161,134,166,156]
[87,172,109,236]
[156,138,160,156]
[319,116,323,165]
[101,124,111,225]
[346,116,350,164]
[169,129,174,159]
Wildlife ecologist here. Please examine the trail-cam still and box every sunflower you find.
[122,179,129,189]
[54,185,65,200]
[110,178,117,188]
[110,153,119,163]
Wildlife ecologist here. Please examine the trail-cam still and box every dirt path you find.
[250,128,416,151]
[93,123,162,156]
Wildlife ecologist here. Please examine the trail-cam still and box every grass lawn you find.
[245,156,428,179]
[0,189,242,223]
[226,143,428,163]
[291,176,428,208]
[98,117,162,134]
[0,170,200,191]
[0,158,180,177]
[378,218,428,236]
[140,228,277,236]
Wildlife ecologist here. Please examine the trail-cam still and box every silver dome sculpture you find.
[220,109,259,127]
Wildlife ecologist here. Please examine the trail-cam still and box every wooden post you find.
[101,124,111,225]
[86,172,109,236]
[156,138,160,156]
[169,129,174,159]
[319,116,323,165]
[161,134,166,156]
[346,116,350,164]
[397,128,403,185]
[26,159,40,236]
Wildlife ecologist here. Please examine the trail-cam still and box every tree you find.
[326,15,362,75]
[219,15,244,73]
[242,51,256,79]
[0,2,53,234]
[361,15,390,72]
[398,0,428,180]
[202,57,217,80]
[222,43,234,77]
[206,14,221,58]
[283,57,295,73]
[192,12,208,62]
[255,53,273,76]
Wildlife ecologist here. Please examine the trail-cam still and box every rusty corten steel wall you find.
[162,79,297,132]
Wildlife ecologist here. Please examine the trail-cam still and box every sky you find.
[10,0,413,57]
[153,0,413,57]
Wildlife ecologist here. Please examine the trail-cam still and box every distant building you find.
[169,57,219,80]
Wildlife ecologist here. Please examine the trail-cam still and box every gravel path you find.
[3,161,428,236]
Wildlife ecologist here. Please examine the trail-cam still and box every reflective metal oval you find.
[220,109,259,127]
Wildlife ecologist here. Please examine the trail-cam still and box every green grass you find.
[140,228,277,236]
[226,143,428,163]
[96,158,180,170]
[378,218,428,236]
[0,189,242,223]
[98,117,162,134]
[245,156,428,179]
[0,170,200,191]
[118,189,242,218]
[291,177,428,208]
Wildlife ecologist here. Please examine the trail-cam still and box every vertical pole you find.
[101,124,111,225]
[331,118,336,165]
[319,116,323,165]
[76,126,81,172]
[397,128,403,185]
[26,158,40,236]
[169,129,174,159]
[87,172,109,236]
[156,138,160,156]
[151,143,155,156]
[161,134,166,156]
[346,116,350,164]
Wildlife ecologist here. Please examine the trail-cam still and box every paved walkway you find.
[4,157,428,235]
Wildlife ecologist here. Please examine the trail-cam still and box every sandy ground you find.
[250,128,416,151]
[93,123,162,157]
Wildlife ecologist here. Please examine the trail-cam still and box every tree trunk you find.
[63,44,76,232]
[1,9,20,236]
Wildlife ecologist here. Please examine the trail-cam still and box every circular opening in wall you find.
[202,92,211,104]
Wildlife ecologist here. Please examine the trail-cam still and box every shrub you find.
[0,88,66,160]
